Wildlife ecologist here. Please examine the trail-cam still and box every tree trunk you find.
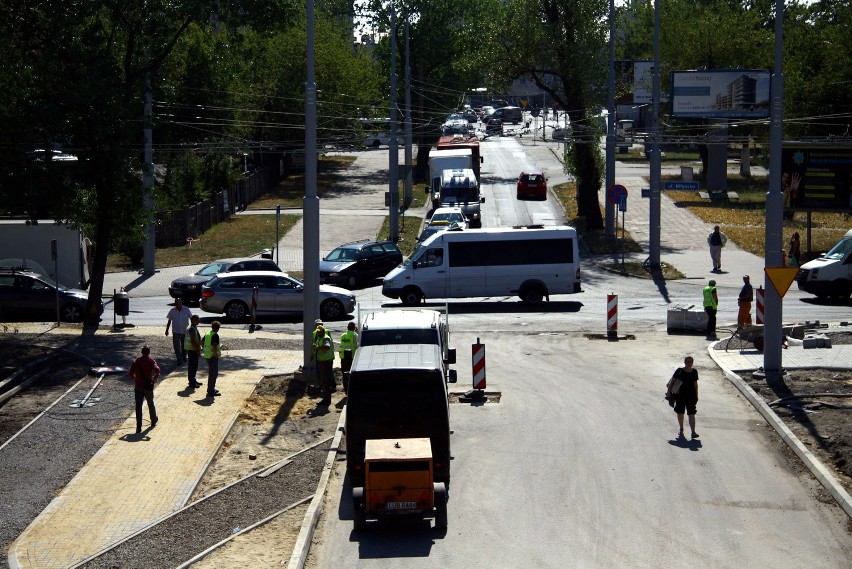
[575,142,604,231]
[85,177,113,326]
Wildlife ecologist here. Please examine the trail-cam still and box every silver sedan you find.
[199,271,355,322]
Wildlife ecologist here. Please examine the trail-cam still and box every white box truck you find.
[428,148,473,209]
[438,168,483,228]
[796,229,852,299]
[0,221,90,289]
[382,225,581,306]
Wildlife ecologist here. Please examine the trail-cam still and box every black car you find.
[169,257,283,303]
[319,240,403,288]
[0,269,102,322]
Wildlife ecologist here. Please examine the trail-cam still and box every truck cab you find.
[352,437,448,531]
[439,168,483,228]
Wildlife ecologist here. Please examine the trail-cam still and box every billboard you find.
[782,145,852,212]
[634,61,654,104]
[671,70,770,119]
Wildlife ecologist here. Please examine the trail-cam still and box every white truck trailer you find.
[0,221,91,289]
[428,148,473,209]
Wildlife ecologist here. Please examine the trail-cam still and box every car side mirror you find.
[447,369,458,384]
[480,196,485,203]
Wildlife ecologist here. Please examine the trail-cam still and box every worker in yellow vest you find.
[184,315,203,389]
[202,320,222,398]
[338,322,358,393]
[703,280,719,340]
[311,319,335,405]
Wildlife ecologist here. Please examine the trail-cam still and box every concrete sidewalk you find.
[8,326,303,569]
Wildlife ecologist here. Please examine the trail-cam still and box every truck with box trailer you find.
[0,221,90,289]
[437,168,483,228]
[428,148,473,210]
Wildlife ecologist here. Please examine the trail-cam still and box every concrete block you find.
[667,304,708,333]
[803,337,819,349]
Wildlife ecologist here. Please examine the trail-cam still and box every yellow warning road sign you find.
[520,99,528,108]
[764,267,799,298]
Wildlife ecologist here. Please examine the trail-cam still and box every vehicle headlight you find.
[186,284,196,290]
[329,271,340,277]
[811,269,818,279]
[384,278,393,287]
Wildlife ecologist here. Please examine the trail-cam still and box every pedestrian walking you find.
[788,231,801,267]
[184,314,203,389]
[202,320,222,397]
[707,225,728,273]
[666,356,699,439]
[311,319,335,405]
[128,346,160,434]
[338,322,359,394]
[703,279,719,340]
[165,298,193,365]
[737,275,753,328]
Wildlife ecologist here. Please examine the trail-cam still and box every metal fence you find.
[154,159,285,248]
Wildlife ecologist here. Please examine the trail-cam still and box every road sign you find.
[765,267,799,298]
[607,184,628,204]
[618,194,627,212]
[663,181,700,191]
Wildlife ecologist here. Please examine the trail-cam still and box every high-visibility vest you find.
[202,330,221,359]
[315,331,335,362]
[703,286,718,309]
[184,326,201,352]
[338,330,358,358]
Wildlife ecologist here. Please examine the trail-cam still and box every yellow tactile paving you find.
[9,337,303,569]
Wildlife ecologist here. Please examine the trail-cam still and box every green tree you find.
[475,0,610,230]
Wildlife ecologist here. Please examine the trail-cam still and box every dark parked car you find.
[199,271,355,322]
[319,240,403,288]
[490,106,523,125]
[0,269,102,323]
[169,257,283,303]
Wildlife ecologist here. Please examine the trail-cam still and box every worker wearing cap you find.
[703,279,719,340]
[311,319,335,405]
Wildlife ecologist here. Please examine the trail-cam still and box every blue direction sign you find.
[607,184,628,204]
[663,181,700,190]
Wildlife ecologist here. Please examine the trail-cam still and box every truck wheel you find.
[353,507,367,531]
[60,303,83,323]
[400,287,423,306]
[225,301,248,322]
[520,285,545,305]
[433,483,448,529]
[830,280,852,300]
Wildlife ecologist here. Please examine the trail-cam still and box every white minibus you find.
[382,225,581,306]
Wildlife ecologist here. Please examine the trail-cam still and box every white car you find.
[430,206,469,229]
[364,132,405,147]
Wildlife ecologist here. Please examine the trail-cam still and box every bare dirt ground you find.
[738,332,852,503]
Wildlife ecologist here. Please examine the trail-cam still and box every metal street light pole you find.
[648,0,662,269]
[303,0,320,373]
[605,0,616,239]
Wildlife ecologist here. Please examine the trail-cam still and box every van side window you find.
[421,248,444,268]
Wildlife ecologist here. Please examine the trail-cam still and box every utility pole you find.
[764,0,786,381]
[647,0,662,269]
[404,16,413,209]
[303,0,320,374]
[605,0,616,239]
[388,9,400,242]
[143,66,155,276]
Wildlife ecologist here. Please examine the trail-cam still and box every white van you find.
[358,308,456,376]
[439,168,483,228]
[382,225,581,305]
[796,229,852,299]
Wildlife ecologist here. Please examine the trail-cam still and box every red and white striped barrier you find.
[607,293,618,336]
[471,340,486,390]
[756,286,764,325]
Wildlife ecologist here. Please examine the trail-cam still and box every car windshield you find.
[325,247,360,262]
[197,262,231,276]
[431,212,464,224]
[824,237,852,260]
[441,186,479,203]
[33,276,66,292]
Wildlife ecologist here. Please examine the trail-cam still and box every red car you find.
[516,171,547,200]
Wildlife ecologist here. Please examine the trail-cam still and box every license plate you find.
[386,501,416,510]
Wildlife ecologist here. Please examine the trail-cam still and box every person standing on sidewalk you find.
[184,315,203,389]
[737,275,753,328]
[338,322,358,394]
[165,298,193,365]
[788,231,801,267]
[707,225,728,273]
[311,320,335,405]
[669,356,699,439]
[202,320,222,397]
[703,279,719,340]
[128,346,160,434]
